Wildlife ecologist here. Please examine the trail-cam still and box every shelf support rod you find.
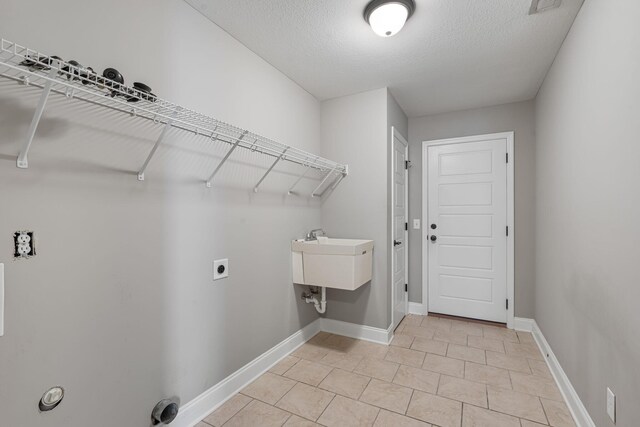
[16,62,58,169]
[287,164,312,196]
[311,167,337,198]
[316,173,345,198]
[206,130,249,188]
[323,165,348,195]
[253,147,288,193]
[137,114,177,181]
[315,174,344,198]
[329,173,346,191]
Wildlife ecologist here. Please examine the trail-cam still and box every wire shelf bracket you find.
[329,172,346,191]
[137,109,179,181]
[316,173,344,198]
[311,167,338,198]
[205,130,249,188]
[287,164,312,196]
[16,62,58,169]
[253,147,288,193]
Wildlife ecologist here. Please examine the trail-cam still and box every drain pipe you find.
[302,286,326,314]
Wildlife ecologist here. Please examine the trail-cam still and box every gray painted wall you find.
[0,1,323,426]
[319,88,390,329]
[535,0,640,425]
[407,101,536,318]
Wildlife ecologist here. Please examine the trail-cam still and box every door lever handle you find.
[393,240,402,246]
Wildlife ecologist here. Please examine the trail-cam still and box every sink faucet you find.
[306,228,326,241]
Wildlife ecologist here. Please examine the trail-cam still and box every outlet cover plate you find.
[213,259,229,280]
[14,231,35,259]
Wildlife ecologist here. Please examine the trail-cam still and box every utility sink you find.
[292,237,374,290]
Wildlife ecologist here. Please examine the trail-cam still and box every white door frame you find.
[391,126,409,330]
[421,132,515,328]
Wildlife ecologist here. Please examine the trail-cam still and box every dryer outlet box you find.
[213,259,229,280]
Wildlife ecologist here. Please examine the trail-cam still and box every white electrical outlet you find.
[213,259,229,280]
[607,387,616,423]
[14,231,35,258]
[413,219,421,229]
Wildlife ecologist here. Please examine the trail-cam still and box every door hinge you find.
[405,222,408,231]
[506,153,509,163]
[405,283,408,292]
[506,299,509,310]
[506,226,509,237]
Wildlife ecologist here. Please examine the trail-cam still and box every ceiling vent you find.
[529,0,562,14]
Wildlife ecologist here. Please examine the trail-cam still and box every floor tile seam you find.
[244,390,290,408]
[506,372,564,401]
[211,395,253,426]
[461,402,536,425]
[436,378,489,409]
[535,394,550,425]
[270,379,303,409]
[465,399,546,424]
[314,393,338,424]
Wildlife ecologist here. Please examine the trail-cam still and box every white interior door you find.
[392,128,408,330]
[427,138,508,323]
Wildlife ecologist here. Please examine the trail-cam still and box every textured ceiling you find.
[185,0,583,117]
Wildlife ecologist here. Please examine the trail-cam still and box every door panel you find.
[392,132,408,330]
[439,215,493,237]
[439,275,493,301]
[428,138,507,323]
[438,182,493,206]
[439,149,493,175]
[439,245,493,270]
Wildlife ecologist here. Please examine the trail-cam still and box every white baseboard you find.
[408,302,428,315]
[531,320,596,427]
[319,317,393,345]
[175,319,321,427]
[513,317,535,332]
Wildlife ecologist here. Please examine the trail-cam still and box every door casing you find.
[391,126,409,330]
[421,132,515,328]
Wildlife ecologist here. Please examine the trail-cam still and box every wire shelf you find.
[0,38,348,194]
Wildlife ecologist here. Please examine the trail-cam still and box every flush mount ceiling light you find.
[364,0,416,37]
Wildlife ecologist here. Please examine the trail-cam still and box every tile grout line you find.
[281,413,292,427]
[538,395,551,426]
[406,388,415,416]
[369,405,382,426]
[213,395,253,427]
[315,393,337,424]
[484,382,489,410]
[356,376,373,401]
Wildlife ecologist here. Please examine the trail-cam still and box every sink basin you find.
[292,237,374,290]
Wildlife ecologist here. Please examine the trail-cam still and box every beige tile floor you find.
[196,314,576,427]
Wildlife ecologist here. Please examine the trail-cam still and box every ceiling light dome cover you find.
[364,0,416,37]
